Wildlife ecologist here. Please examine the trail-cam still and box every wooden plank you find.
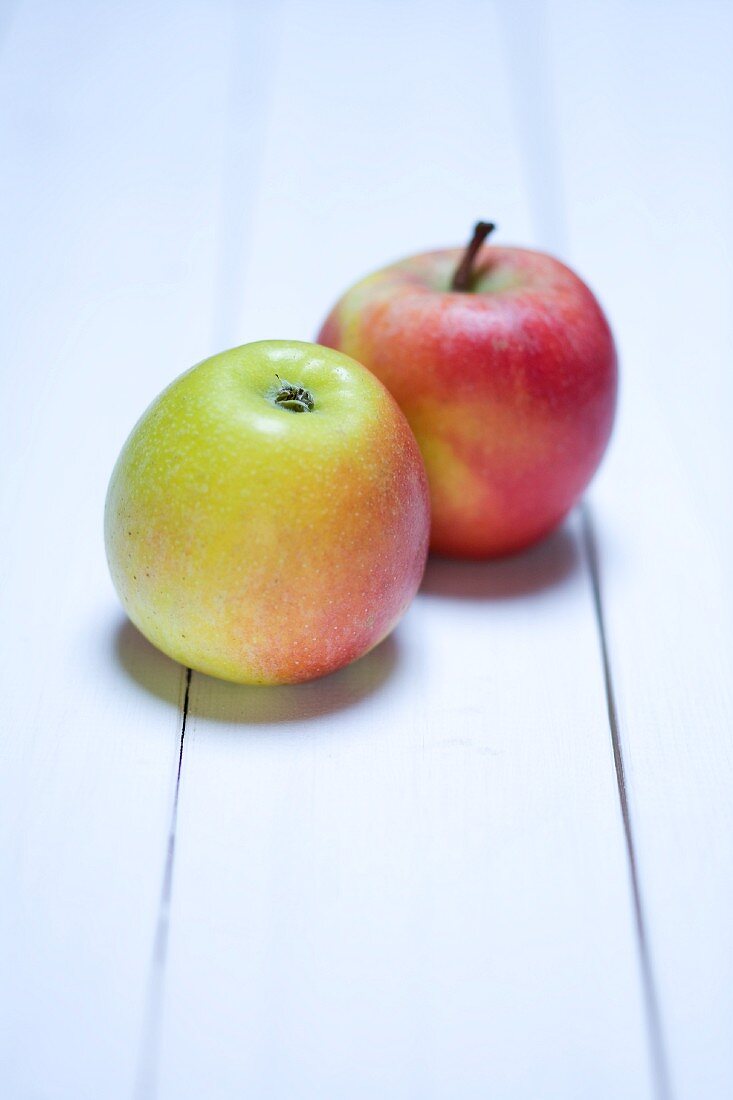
[0,2,240,1096]
[156,2,653,1096]
[547,2,733,1097]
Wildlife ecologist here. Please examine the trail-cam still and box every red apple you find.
[318,223,617,558]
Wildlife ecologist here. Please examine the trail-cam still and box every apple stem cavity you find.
[273,376,315,413]
[451,221,496,292]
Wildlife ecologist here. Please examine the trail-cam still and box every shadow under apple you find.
[112,616,401,725]
[420,520,579,601]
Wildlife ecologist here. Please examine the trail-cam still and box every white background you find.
[1,2,731,1098]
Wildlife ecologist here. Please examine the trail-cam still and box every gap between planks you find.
[581,504,673,1100]
[134,667,191,1100]
[498,2,673,1095]
[132,4,276,1092]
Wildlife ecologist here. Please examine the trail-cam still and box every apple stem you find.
[273,375,315,413]
[450,221,496,292]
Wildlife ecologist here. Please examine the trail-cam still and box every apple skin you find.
[318,245,617,558]
[105,341,430,685]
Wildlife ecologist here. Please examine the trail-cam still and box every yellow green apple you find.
[105,341,430,684]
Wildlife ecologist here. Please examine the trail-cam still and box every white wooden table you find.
[1,2,731,1097]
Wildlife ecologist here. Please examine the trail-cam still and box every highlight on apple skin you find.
[105,341,430,685]
[318,224,617,559]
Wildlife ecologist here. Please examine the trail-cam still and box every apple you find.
[105,341,430,684]
[318,223,617,558]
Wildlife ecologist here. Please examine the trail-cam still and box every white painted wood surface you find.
[0,2,730,1099]
[0,2,243,1096]
[547,4,733,1096]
